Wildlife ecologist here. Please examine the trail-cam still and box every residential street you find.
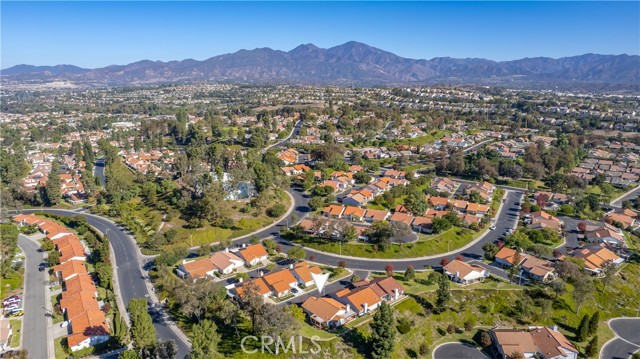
[17,234,49,359]
[601,318,640,359]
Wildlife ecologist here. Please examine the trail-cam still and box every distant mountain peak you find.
[2,41,638,90]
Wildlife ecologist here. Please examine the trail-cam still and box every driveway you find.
[601,318,640,359]
[17,234,49,359]
[434,343,488,359]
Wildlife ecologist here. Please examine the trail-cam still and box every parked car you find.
[39,263,47,272]
[3,296,20,305]
[489,225,496,230]
[7,309,23,317]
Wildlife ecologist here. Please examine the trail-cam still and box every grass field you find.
[297,226,486,260]
[0,269,24,298]
[9,319,21,348]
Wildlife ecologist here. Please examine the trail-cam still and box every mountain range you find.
[2,41,639,90]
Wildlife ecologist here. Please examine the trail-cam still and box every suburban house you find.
[291,261,323,287]
[262,268,299,298]
[322,204,345,219]
[53,260,89,281]
[238,244,269,266]
[519,256,556,283]
[490,327,578,359]
[342,206,367,222]
[428,196,450,211]
[411,216,433,233]
[67,310,110,352]
[430,177,458,194]
[177,250,245,279]
[605,208,638,229]
[528,211,564,232]
[232,263,325,299]
[209,251,245,274]
[363,209,390,222]
[571,244,624,275]
[443,260,489,284]
[494,247,527,268]
[301,297,355,329]
[333,286,381,316]
[358,277,405,302]
[585,223,626,247]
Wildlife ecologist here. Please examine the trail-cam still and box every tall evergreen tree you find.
[576,314,589,342]
[45,160,61,205]
[435,272,451,313]
[588,311,600,336]
[585,335,598,358]
[370,302,396,359]
[190,320,220,359]
[127,298,157,350]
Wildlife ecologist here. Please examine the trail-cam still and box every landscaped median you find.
[290,188,506,259]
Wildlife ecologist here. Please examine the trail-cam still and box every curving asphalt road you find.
[601,318,640,359]
[21,209,192,359]
[434,343,488,359]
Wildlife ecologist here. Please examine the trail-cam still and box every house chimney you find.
[259,271,263,277]
[364,302,368,313]
[242,243,247,248]
[346,304,351,313]
[290,264,294,269]
[225,247,229,253]
[238,277,243,283]
[394,288,399,300]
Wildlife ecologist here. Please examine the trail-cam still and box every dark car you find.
[38,263,47,272]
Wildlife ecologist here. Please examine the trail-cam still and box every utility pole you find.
[190,234,193,248]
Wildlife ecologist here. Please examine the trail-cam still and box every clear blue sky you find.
[2,1,639,69]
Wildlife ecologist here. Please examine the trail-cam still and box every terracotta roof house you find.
[495,247,527,268]
[209,251,245,274]
[529,326,579,359]
[490,329,538,359]
[238,244,269,266]
[342,193,369,207]
[337,287,382,316]
[520,256,556,283]
[443,260,489,284]
[177,258,216,279]
[322,204,345,218]
[60,291,100,322]
[342,206,367,222]
[528,211,564,232]
[428,196,450,210]
[234,277,272,299]
[67,310,110,352]
[491,327,578,359]
[291,261,323,287]
[368,277,405,301]
[389,212,414,226]
[301,297,355,328]
[64,274,97,296]
[262,268,299,297]
[605,212,636,229]
[363,209,389,222]
[53,260,88,281]
[571,244,624,275]
[411,216,433,233]
[430,177,458,194]
[585,224,626,247]
[466,203,490,216]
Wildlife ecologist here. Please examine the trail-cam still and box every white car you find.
[489,225,496,230]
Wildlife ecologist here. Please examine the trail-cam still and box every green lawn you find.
[0,270,24,298]
[395,130,451,146]
[299,321,338,340]
[296,227,486,260]
[9,319,21,348]
[51,294,64,324]
[54,336,68,359]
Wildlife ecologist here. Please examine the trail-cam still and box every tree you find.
[287,247,306,261]
[127,298,157,350]
[585,335,598,358]
[367,221,394,251]
[482,242,499,260]
[549,279,566,299]
[2,350,29,359]
[404,265,415,281]
[576,314,590,342]
[119,350,138,359]
[573,276,595,314]
[190,320,220,359]
[253,303,300,337]
[577,221,587,232]
[95,262,113,289]
[435,272,451,313]
[45,160,61,205]
[351,274,362,283]
[284,304,306,322]
[308,196,325,211]
[390,221,415,245]
[385,264,394,277]
[479,331,492,347]
[588,311,600,336]
[370,302,396,359]
[508,251,522,283]
[601,260,617,292]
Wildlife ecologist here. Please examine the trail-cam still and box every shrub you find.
[446,324,456,334]
[419,343,429,356]
[464,320,474,331]
[397,318,412,334]
[267,203,287,218]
